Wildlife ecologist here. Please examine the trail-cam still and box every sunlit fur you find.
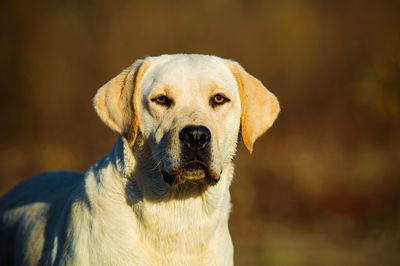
[0,54,279,265]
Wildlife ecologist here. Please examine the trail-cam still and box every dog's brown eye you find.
[152,95,172,107]
[156,96,166,104]
[211,94,229,106]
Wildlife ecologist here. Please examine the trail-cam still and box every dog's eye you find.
[211,94,229,106]
[155,96,167,104]
[152,95,172,107]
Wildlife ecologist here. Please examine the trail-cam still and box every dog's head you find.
[93,54,279,186]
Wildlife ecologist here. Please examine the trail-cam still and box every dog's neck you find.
[86,136,234,255]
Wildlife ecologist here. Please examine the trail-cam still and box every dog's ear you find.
[229,62,280,153]
[93,59,150,145]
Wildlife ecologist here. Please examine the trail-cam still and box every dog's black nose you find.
[179,125,211,151]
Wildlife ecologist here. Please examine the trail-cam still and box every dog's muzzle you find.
[161,125,220,186]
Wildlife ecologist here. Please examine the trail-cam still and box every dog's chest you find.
[137,198,218,253]
[80,199,223,265]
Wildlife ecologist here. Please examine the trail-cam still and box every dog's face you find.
[138,55,241,185]
[94,54,279,186]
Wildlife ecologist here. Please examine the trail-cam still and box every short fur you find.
[0,54,279,265]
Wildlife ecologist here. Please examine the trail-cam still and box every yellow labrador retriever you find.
[0,54,279,265]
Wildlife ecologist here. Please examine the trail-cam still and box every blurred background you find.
[1,0,399,265]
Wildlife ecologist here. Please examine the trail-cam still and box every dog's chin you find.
[161,162,220,187]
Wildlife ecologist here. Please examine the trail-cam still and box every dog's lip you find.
[183,160,209,170]
[163,161,209,174]
[161,161,220,186]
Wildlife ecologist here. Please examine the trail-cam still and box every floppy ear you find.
[93,59,149,145]
[229,62,280,153]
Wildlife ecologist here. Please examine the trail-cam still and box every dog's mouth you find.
[161,161,220,187]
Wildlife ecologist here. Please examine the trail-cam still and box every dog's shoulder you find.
[0,171,85,265]
[0,171,85,234]
[0,171,84,214]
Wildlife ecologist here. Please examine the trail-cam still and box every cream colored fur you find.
[0,54,279,265]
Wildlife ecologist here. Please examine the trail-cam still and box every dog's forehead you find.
[140,55,237,95]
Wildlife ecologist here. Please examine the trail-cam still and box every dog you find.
[0,54,279,265]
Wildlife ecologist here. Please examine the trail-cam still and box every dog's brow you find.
[148,84,171,97]
[210,85,231,97]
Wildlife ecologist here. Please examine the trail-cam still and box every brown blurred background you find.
[1,0,399,265]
